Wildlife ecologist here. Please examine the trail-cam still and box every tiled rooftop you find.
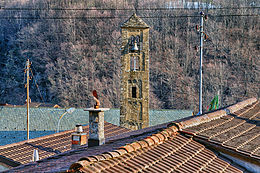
[70,134,242,173]
[0,122,130,167]
[3,98,259,172]
[183,99,260,160]
[4,123,171,172]
[67,98,258,173]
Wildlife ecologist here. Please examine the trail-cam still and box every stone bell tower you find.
[120,13,149,130]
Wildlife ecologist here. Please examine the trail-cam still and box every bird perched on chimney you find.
[93,90,100,109]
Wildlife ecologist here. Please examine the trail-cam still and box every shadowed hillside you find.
[0,0,259,112]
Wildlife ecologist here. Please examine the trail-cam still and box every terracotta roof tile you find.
[225,165,243,173]
[176,163,199,173]
[125,159,145,172]
[211,122,256,143]
[199,118,245,138]
[136,140,149,148]
[185,118,229,134]
[223,126,259,146]
[228,98,257,113]
[182,98,260,161]
[103,164,131,173]
[165,155,183,168]
[162,128,176,136]
[238,135,260,153]
[177,156,203,170]
[201,158,228,172]
[129,142,142,151]
[253,148,260,156]
[143,137,156,146]
[120,144,135,153]
[145,162,171,172]
[81,165,100,172]
[160,130,170,139]
[68,131,242,172]
[113,149,127,156]
[237,100,260,119]
[150,135,161,144]
[156,161,175,171]
[153,133,165,142]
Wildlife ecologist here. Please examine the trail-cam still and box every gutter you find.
[0,155,20,168]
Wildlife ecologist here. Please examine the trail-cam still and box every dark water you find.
[0,131,57,146]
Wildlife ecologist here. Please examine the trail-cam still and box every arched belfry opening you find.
[120,13,149,130]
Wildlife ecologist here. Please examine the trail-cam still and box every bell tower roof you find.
[121,13,149,29]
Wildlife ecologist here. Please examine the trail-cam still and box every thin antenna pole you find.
[26,59,30,140]
[199,12,204,115]
[135,0,138,15]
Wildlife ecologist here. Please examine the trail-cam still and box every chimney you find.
[71,124,87,149]
[85,108,110,147]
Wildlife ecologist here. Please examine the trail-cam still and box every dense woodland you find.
[0,0,259,112]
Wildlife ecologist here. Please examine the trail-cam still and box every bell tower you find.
[120,13,149,130]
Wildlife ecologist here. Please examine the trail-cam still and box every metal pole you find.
[56,108,75,133]
[199,12,204,115]
[57,112,67,133]
[26,59,30,140]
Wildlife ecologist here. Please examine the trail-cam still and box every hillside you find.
[0,0,259,112]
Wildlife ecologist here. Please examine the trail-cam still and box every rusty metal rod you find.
[26,59,30,140]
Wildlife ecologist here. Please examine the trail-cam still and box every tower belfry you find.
[120,13,149,130]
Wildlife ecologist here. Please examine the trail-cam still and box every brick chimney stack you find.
[71,125,87,149]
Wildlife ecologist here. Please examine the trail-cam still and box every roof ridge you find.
[226,98,257,114]
[179,97,257,129]
[69,124,180,171]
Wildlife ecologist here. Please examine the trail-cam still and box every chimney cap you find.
[84,108,110,112]
[75,124,83,133]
